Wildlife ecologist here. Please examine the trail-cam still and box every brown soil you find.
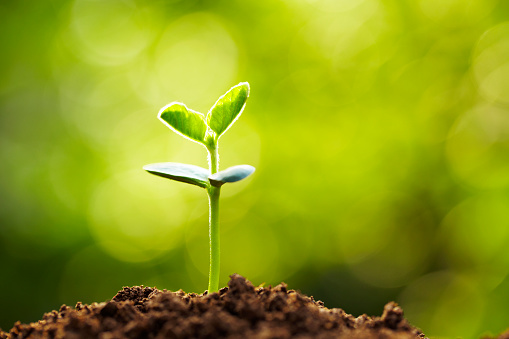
[0,274,506,339]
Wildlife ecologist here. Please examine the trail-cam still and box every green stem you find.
[208,143,219,174]
[207,144,220,292]
[207,185,220,292]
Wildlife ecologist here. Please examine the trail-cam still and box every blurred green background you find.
[1,0,509,338]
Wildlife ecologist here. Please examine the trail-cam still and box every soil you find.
[0,274,507,339]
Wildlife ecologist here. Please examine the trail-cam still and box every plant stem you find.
[208,143,219,174]
[207,185,220,292]
[207,144,220,292]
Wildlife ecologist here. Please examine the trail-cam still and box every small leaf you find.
[209,165,255,187]
[206,82,249,139]
[144,163,210,188]
[159,102,208,144]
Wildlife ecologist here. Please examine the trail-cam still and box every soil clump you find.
[0,274,496,338]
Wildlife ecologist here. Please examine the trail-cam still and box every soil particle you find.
[0,274,500,338]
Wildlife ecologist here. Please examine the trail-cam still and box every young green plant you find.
[143,82,254,292]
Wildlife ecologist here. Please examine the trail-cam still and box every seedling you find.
[144,82,254,292]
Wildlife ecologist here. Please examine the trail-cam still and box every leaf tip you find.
[158,101,183,120]
[234,82,250,102]
[238,81,250,95]
[208,164,256,187]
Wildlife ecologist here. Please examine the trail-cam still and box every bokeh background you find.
[1,0,509,337]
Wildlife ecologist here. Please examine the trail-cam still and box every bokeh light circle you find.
[418,0,496,23]
[446,104,509,189]
[154,13,238,108]
[473,22,509,104]
[69,0,156,66]
[399,271,484,339]
[288,1,390,106]
[57,65,142,148]
[440,194,509,289]
[88,170,191,263]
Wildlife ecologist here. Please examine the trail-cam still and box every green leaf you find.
[159,102,208,144]
[209,165,255,187]
[206,82,249,139]
[143,162,210,188]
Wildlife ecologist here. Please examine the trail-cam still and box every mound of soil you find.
[0,274,504,339]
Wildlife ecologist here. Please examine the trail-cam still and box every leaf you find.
[208,165,255,187]
[143,162,210,188]
[159,102,208,144]
[206,82,249,139]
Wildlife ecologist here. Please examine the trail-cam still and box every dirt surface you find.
[0,274,498,339]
